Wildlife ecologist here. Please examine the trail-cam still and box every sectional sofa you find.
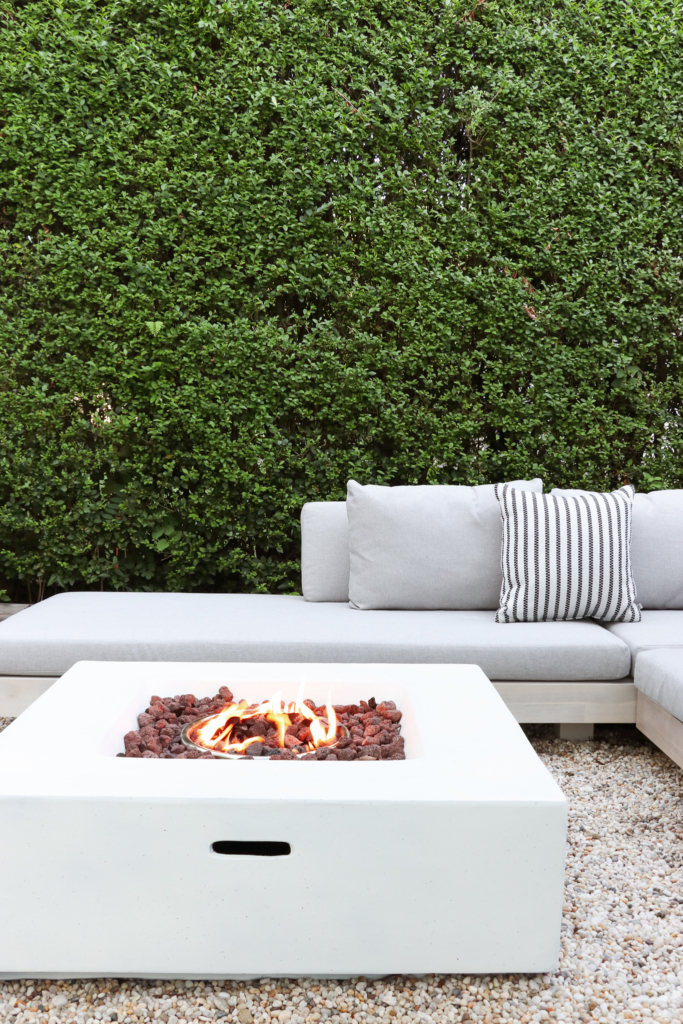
[1,482,683,763]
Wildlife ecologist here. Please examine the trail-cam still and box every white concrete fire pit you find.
[0,661,566,979]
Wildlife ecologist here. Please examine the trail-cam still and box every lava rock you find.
[380,709,402,723]
[360,743,381,759]
[124,730,142,750]
[335,748,357,761]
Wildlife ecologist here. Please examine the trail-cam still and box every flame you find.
[185,689,343,757]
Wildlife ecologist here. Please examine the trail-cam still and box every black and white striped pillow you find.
[495,484,641,623]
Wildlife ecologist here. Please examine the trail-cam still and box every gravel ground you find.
[0,720,682,1022]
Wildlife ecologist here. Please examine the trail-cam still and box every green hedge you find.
[1,0,682,598]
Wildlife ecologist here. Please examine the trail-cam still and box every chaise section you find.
[0,592,631,680]
[604,610,683,673]
[634,648,683,770]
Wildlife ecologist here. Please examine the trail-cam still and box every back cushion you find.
[300,502,349,602]
[631,491,683,608]
[552,488,683,609]
[347,478,543,610]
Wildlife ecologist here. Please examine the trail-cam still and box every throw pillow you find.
[495,484,641,623]
[346,478,543,610]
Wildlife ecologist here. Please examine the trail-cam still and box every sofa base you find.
[1,675,636,725]
[492,680,636,724]
[635,691,683,770]
[0,677,58,717]
[554,723,595,741]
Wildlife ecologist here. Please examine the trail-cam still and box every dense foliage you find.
[1,0,682,598]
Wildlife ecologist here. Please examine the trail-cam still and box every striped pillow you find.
[495,484,641,623]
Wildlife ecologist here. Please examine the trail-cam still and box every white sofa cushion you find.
[497,485,640,623]
[0,592,630,680]
[605,610,683,673]
[631,491,683,608]
[300,501,349,602]
[347,478,543,610]
[634,648,683,721]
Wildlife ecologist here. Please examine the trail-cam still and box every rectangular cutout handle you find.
[211,840,291,857]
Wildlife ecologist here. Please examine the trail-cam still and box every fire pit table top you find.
[0,661,564,807]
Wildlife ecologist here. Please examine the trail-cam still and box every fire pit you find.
[0,661,567,979]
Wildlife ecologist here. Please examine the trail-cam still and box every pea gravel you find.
[0,720,682,1023]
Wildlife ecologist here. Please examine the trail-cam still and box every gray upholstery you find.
[631,491,683,608]
[605,610,683,673]
[0,592,630,680]
[300,501,349,602]
[634,648,683,721]
[347,478,543,611]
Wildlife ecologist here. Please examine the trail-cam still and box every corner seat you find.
[633,647,683,770]
[604,610,683,674]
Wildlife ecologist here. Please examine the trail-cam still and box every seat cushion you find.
[0,592,630,680]
[634,649,683,721]
[605,610,683,673]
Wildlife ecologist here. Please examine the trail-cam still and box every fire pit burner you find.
[120,687,405,760]
[181,713,351,759]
